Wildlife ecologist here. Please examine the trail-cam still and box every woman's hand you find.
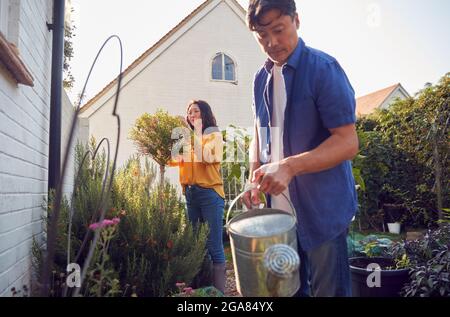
[193,118,203,134]
[168,154,184,166]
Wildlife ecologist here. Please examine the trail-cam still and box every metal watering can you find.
[226,185,300,297]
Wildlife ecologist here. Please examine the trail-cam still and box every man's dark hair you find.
[247,0,297,31]
[186,100,218,133]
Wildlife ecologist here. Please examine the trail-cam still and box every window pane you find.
[224,55,235,81]
[212,54,223,80]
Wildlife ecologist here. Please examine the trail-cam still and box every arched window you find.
[211,53,236,82]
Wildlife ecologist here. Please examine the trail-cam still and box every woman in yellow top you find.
[170,100,226,294]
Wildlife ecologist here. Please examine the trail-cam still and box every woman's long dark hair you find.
[186,100,219,133]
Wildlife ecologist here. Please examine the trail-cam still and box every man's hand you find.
[252,159,294,196]
[242,187,263,209]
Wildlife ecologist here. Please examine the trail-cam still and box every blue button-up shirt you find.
[252,37,357,251]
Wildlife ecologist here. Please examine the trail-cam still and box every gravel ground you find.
[224,261,241,297]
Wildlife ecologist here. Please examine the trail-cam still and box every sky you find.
[68,0,450,104]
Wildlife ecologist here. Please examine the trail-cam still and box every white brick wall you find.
[80,0,266,187]
[0,0,78,297]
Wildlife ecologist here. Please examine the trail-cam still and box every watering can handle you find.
[225,183,298,228]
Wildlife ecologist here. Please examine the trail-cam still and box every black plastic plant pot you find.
[349,257,410,297]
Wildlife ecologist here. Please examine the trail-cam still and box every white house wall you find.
[0,0,53,296]
[82,1,266,186]
[0,0,79,297]
[61,89,78,199]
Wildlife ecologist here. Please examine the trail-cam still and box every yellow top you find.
[168,130,225,198]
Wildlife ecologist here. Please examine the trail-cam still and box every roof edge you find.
[79,0,248,116]
[79,0,214,115]
[377,83,401,108]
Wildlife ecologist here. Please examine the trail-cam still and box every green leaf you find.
[229,164,242,181]
[352,167,366,192]
[427,278,434,289]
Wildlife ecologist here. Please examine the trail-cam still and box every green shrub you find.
[34,141,208,297]
[354,73,449,229]
[401,225,450,297]
[110,157,209,297]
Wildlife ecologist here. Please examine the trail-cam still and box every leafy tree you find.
[63,5,76,90]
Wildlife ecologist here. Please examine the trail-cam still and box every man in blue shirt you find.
[243,0,359,297]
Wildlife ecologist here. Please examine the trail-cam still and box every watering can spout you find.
[264,244,300,297]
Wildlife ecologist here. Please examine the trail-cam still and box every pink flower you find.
[102,219,115,226]
[89,223,100,230]
[175,282,186,289]
[183,287,194,295]
[88,218,121,231]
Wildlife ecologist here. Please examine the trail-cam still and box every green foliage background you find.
[353,73,449,229]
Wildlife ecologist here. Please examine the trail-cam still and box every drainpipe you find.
[42,0,65,296]
[47,0,65,193]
